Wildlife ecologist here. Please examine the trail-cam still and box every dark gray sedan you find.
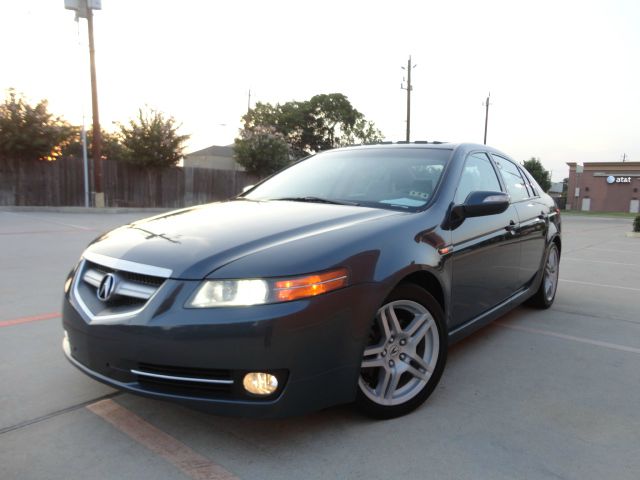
[62,143,561,418]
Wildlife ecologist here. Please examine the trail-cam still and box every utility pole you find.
[401,56,417,142]
[483,92,491,145]
[622,153,627,162]
[247,89,252,114]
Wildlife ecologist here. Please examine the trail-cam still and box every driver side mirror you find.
[449,191,510,228]
[460,191,510,217]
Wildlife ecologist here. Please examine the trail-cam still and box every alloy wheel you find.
[358,300,440,406]
[544,245,559,302]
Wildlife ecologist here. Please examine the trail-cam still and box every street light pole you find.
[65,0,103,206]
[86,6,103,206]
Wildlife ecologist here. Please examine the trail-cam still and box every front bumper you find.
[62,278,383,418]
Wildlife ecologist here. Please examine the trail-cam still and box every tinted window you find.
[493,155,529,202]
[454,153,502,204]
[246,148,451,211]
[521,168,541,197]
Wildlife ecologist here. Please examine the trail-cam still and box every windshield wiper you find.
[272,196,360,206]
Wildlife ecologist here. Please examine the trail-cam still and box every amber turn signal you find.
[274,268,349,302]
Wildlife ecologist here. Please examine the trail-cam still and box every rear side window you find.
[454,152,502,204]
[493,155,529,203]
[521,168,542,197]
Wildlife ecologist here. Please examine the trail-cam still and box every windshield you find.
[244,147,452,211]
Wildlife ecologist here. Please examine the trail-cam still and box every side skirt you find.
[447,284,535,344]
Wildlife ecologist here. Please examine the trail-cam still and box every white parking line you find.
[582,247,640,255]
[496,322,640,355]
[559,279,640,292]
[562,257,640,267]
[2,211,93,231]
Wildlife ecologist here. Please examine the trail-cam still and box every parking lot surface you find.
[1,210,639,480]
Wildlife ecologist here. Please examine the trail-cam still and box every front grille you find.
[86,261,165,288]
[73,256,168,320]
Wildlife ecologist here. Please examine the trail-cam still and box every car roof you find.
[331,141,511,158]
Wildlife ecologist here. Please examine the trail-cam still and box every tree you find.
[63,127,126,161]
[234,125,290,177]
[240,93,383,160]
[117,107,189,168]
[0,89,73,161]
[522,157,551,192]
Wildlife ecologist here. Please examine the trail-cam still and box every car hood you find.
[84,200,402,279]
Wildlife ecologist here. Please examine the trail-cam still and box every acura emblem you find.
[97,273,117,301]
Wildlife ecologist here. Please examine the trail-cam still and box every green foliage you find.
[634,215,640,232]
[522,157,551,192]
[63,127,126,161]
[117,107,189,168]
[241,93,383,160]
[234,126,290,177]
[0,89,73,161]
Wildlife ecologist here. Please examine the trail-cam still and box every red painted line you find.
[0,312,61,327]
[87,399,239,480]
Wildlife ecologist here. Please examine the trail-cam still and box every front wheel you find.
[356,284,447,419]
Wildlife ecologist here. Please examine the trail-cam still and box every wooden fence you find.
[0,157,258,208]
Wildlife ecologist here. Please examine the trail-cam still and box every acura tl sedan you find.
[62,143,561,419]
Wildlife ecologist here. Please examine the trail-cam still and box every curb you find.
[625,232,640,238]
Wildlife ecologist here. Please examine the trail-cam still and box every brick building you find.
[566,162,640,213]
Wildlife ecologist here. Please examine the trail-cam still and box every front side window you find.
[493,155,529,203]
[454,152,503,205]
[245,148,452,211]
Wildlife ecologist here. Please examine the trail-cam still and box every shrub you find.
[634,215,640,232]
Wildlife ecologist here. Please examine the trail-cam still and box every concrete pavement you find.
[1,211,638,480]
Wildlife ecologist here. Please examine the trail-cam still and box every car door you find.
[492,155,547,288]
[449,152,521,330]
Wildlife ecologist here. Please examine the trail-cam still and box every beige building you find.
[183,145,245,171]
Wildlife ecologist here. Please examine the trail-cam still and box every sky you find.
[1,0,639,181]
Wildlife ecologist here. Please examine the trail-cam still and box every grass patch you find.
[561,210,637,219]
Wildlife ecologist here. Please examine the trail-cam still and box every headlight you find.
[189,279,269,307]
[186,268,348,308]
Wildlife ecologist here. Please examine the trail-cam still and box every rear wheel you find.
[356,284,447,419]
[526,242,560,309]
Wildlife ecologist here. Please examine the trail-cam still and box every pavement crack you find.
[0,391,122,436]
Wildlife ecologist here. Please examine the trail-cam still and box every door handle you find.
[538,211,548,221]
[505,220,517,233]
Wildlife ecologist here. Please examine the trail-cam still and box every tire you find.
[525,242,560,309]
[356,283,447,419]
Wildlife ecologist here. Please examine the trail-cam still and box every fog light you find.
[242,372,278,396]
